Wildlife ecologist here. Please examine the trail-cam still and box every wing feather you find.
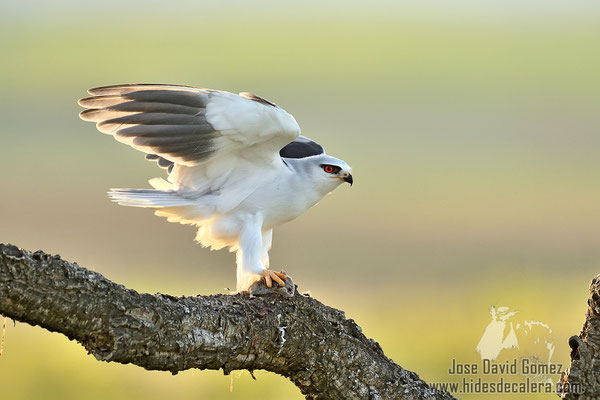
[79,84,300,168]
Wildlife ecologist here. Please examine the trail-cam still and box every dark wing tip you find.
[145,153,175,172]
[88,84,139,95]
[78,108,95,121]
[78,96,94,107]
[88,83,155,95]
[88,83,199,96]
[239,92,278,107]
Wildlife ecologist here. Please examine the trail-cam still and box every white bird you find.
[79,84,353,291]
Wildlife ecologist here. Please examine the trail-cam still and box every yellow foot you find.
[261,270,287,288]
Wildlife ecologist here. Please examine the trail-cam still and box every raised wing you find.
[78,84,301,167]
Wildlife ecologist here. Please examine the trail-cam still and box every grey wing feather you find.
[79,85,217,166]
[145,153,175,172]
[79,84,301,170]
[87,83,200,96]
[112,89,208,107]
[80,99,200,116]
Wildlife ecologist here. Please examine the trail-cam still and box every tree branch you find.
[558,274,600,399]
[0,243,454,400]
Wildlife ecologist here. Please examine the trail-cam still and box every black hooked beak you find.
[344,173,353,186]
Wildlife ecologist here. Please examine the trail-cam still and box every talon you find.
[274,271,287,282]
[260,270,286,287]
[265,273,272,288]
[271,273,285,287]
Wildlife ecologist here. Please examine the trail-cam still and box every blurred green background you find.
[1,1,599,399]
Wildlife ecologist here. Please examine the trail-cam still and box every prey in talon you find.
[79,84,353,292]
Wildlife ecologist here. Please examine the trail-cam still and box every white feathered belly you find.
[243,180,325,227]
[194,182,322,250]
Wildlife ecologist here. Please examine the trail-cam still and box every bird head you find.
[306,155,353,191]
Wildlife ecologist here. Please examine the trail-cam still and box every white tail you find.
[108,188,212,224]
[108,188,191,208]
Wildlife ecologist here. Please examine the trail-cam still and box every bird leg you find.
[261,270,287,288]
[236,219,287,292]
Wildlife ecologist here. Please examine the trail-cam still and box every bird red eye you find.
[324,165,334,173]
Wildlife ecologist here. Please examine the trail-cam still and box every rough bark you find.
[0,243,454,400]
[558,274,600,399]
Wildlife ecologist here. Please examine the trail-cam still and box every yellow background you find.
[1,1,599,398]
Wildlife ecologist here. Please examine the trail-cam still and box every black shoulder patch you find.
[280,137,324,159]
[239,92,278,107]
